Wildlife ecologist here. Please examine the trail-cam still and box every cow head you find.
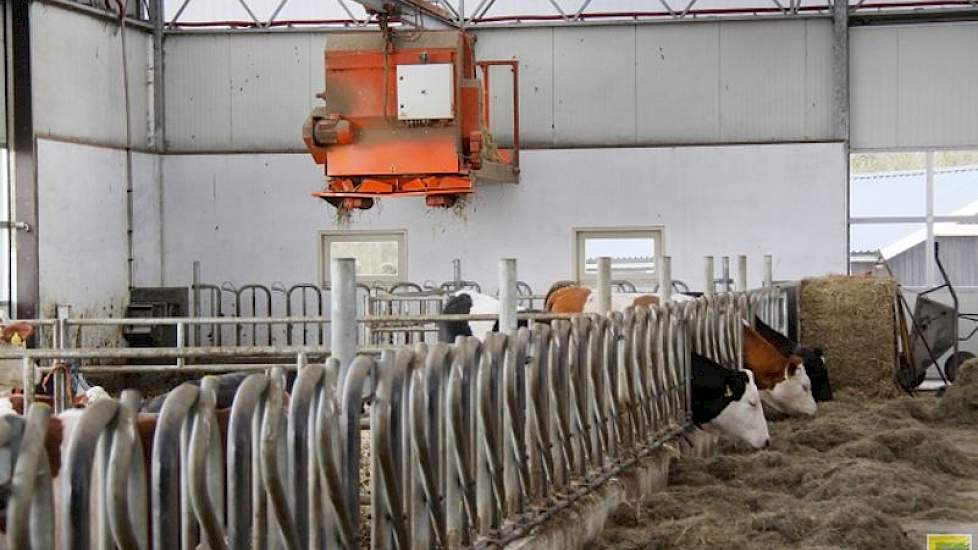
[795,346,832,401]
[760,357,817,416]
[704,369,771,449]
[438,293,474,343]
[692,354,770,449]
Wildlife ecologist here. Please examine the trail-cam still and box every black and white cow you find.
[753,317,832,402]
[692,353,770,449]
[438,291,533,343]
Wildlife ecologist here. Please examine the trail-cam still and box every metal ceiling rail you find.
[158,0,978,30]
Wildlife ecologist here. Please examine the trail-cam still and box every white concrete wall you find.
[28,5,161,333]
[163,18,837,152]
[851,21,978,150]
[160,142,847,293]
[36,139,159,323]
[31,2,153,148]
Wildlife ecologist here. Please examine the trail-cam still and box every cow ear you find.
[787,360,799,377]
[1,323,32,345]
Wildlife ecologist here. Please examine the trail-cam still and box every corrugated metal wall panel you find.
[474,27,554,148]
[852,22,978,150]
[719,20,808,141]
[897,24,978,149]
[309,33,325,112]
[31,3,152,148]
[850,27,898,149]
[229,34,312,149]
[635,23,720,142]
[164,19,837,151]
[804,19,835,139]
[164,35,232,150]
[553,26,637,146]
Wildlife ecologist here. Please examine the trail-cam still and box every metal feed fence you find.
[31,279,546,353]
[0,286,791,549]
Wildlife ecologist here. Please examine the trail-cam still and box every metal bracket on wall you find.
[0,221,31,232]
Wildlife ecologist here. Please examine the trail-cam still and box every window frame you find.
[572,226,665,286]
[319,230,408,287]
[849,148,978,288]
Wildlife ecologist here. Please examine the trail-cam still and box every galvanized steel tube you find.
[661,257,673,302]
[721,256,731,293]
[764,254,774,287]
[331,258,357,383]
[737,255,748,291]
[498,259,517,333]
[596,257,612,314]
[193,261,201,346]
[21,357,34,409]
[703,256,714,298]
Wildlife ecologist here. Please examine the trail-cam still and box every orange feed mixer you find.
[303,29,520,210]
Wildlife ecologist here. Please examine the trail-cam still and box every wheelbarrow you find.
[897,241,977,389]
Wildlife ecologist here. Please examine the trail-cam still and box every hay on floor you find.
[938,359,978,425]
[594,388,978,550]
[799,275,901,399]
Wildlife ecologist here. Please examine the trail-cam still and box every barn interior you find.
[1,1,978,549]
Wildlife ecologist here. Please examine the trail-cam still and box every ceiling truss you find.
[53,0,978,29]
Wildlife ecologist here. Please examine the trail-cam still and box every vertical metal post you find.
[721,256,731,293]
[737,255,748,291]
[596,256,612,314]
[53,305,70,414]
[661,257,673,302]
[296,352,307,371]
[56,304,71,345]
[452,258,462,290]
[832,0,850,141]
[926,151,936,287]
[331,257,357,383]
[703,256,714,297]
[763,255,774,288]
[655,253,663,290]
[21,357,34,408]
[498,258,517,332]
[192,261,201,346]
[833,0,851,269]
[9,0,38,321]
[176,321,185,368]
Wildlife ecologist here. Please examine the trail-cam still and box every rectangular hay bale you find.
[799,275,900,399]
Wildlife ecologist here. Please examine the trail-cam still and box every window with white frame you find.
[319,230,407,286]
[574,227,663,286]
[849,150,978,288]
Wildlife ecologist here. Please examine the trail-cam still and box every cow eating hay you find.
[594,385,978,550]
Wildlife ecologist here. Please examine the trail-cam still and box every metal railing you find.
[1,256,792,548]
[4,305,696,549]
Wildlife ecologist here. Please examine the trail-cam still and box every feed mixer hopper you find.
[303,23,519,210]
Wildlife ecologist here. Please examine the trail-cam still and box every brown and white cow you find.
[742,324,817,417]
[544,284,691,314]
